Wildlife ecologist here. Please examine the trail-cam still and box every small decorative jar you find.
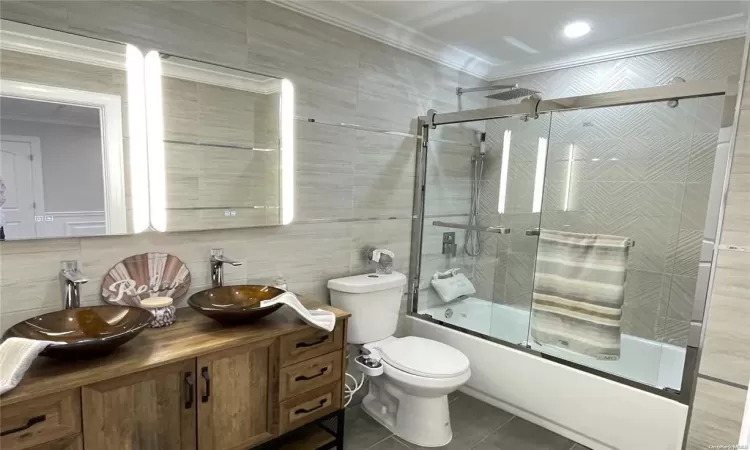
[141,297,176,328]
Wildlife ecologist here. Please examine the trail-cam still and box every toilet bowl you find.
[362,336,471,447]
[328,271,471,447]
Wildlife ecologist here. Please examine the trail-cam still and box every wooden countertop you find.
[1,304,350,406]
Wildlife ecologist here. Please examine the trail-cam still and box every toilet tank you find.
[328,271,406,344]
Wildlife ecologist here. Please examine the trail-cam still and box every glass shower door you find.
[484,115,551,345]
[416,114,552,348]
[530,97,723,390]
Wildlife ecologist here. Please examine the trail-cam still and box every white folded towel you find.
[0,338,56,395]
[261,292,336,332]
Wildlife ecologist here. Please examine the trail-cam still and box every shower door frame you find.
[407,77,740,404]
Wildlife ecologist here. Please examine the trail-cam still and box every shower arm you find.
[456,84,518,96]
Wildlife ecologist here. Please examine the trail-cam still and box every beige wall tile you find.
[296,121,356,174]
[65,1,249,69]
[701,250,750,385]
[686,378,744,450]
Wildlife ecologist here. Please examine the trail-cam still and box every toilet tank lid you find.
[327,271,406,294]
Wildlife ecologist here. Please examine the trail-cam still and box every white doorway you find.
[0,136,43,239]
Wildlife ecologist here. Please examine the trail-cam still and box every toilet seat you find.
[380,336,470,379]
[382,359,472,390]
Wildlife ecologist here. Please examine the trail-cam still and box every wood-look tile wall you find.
[686,34,750,450]
[0,1,486,332]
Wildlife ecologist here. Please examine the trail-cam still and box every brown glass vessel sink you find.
[188,285,285,325]
[4,305,151,359]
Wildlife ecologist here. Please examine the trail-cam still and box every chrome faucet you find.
[210,248,242,288]
[59,260,88,309]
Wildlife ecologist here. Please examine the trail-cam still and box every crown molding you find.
[266,1,747,84]
[265,0,496,80]
[488,28,746,81]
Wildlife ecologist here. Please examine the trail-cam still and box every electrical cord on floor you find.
[344,371,366,407]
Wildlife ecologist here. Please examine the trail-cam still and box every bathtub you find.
[421,297,686,390]
[407,297,689,450]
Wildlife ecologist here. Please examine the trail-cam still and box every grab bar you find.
[432,221,510,234]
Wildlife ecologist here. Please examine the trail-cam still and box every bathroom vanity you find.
[0,306,349,450]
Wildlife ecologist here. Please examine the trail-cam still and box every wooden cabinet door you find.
[81,360,197,450]
[197,338,279,450]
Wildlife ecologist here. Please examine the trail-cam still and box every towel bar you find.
[432,221,510,234]
[524,229,635,247]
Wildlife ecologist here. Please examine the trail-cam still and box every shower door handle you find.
[486,226,510,234]
[525,229,540,236]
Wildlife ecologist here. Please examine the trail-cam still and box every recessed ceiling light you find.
[564,21,591,39]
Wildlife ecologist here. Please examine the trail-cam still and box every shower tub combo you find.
[404,80,739,450]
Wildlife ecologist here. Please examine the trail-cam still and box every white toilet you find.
[328,271,471,448]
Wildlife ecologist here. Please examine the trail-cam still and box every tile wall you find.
[686,31,750,450]
[0,0,486,332]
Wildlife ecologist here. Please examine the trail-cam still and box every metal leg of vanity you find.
[254,408,346,450]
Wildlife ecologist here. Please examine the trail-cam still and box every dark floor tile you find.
[473,417,575,450]
[344,406,393,450]
[398,392,514,450]
[367,437,411,450]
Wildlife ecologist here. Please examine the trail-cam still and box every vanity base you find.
[257,409,346,450]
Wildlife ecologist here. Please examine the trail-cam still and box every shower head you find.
[486,87,540,101]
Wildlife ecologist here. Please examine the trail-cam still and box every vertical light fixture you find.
[144,50,166,232]
[280,79,295,225]
[497,130,511,214]
[125,44,149,233]
[564,143,575,211]
[532,137,548,213]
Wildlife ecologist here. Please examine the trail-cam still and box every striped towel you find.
[530,230,630,360]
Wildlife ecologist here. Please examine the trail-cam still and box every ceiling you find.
[269,0,747,80]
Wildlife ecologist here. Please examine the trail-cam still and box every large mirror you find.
[0,20,149,240]
[151,54,294,232]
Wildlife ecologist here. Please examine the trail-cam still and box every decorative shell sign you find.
[102,252,191,307]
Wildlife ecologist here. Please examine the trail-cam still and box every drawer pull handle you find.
[294,399,327,415]
[1,415,46,436]
[296,336,328,348]
[184,371,194,409]
[295,367,328,381]
[201,366,211,403]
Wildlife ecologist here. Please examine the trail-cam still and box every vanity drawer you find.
[280,326,343,367]
[280,382,342,433]
[0,390,81,450]
[280,350,343,400]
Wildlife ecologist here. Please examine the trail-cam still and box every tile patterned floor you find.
[344,392,591,450]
